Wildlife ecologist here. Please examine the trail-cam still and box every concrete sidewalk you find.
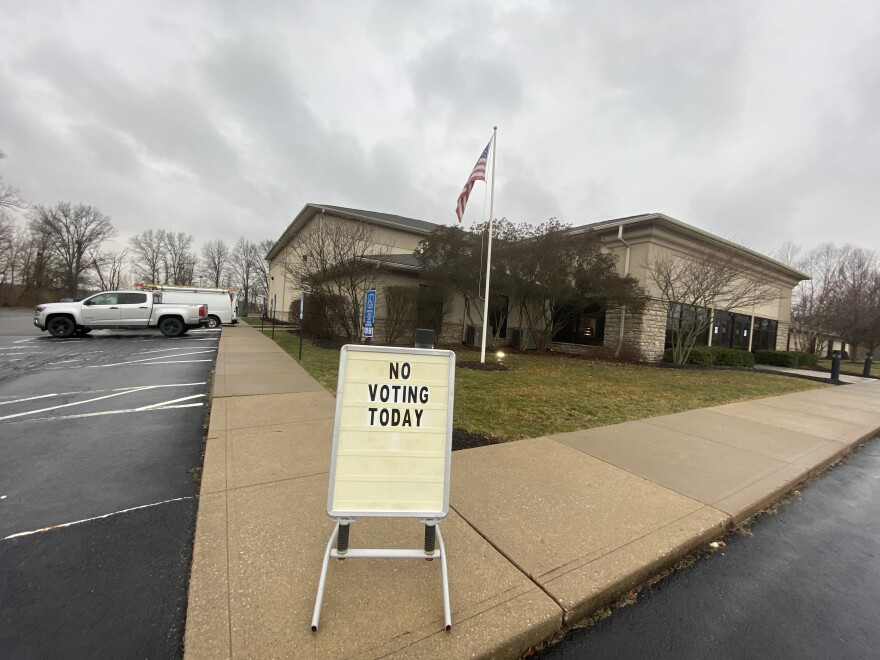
[184,323,880,659]
[754,362,876,384]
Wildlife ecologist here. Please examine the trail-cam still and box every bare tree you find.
[648,246,779,365]
[252,238,274,312]
[162,232,197,285]
[29,202,117,297]
[129,229,166,284]
[230,237,259,316]
[90,247,128,291]
[283,219,391,342]
[201,239,230,287]
[823,246,880,358]
[0,150,28,284]
[0,216,15,283]
[0,150,25,219]
[786,243,841,354]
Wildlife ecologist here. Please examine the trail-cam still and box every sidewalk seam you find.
[449,504,566,616]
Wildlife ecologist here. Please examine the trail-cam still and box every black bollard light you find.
[831,349,841,381]
[864,353,874,378]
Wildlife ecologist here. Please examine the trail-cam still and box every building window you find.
[752,317,778,351]
[665,303,710,349]
[552,302,606,346]
[713,310,752,349]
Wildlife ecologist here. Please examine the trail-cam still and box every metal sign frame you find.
[326,344,455,518]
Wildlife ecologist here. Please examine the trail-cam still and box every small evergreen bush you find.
[711,347,755,367]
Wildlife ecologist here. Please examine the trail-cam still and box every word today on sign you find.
[327,345,456,518]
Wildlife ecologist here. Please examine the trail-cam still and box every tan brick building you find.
[266,205,807,361]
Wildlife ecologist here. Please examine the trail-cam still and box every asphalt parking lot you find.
[0,308,217,657]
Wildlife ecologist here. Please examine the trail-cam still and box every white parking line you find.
[135,394,205,410]
[86,350,216,368]
[0,384,208,421]
[2,401,204,424]
[135,347,212,355]
[4,496,195,540]
[0,382,206,405]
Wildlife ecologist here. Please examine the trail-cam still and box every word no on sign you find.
[327,344,456,518]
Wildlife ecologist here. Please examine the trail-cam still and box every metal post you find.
[336,522,350,556]
[424,523,436,557]
[298,291,304,361]
[864,353,873,378]
[831,349,841,381]
[415,328,435,349]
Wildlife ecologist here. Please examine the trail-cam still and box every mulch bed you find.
[457,360,508,372]
[452,428,499,451]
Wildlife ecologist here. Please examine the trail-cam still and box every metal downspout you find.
[616,225,631,358]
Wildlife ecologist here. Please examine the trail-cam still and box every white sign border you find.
[326,344,456,519]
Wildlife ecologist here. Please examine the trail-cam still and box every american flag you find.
[455,141,491,223]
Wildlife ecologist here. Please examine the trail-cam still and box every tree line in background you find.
[776,242,880,359]
[0,150,273,313]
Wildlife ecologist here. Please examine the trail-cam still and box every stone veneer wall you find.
[549,300,669,362]
[623,298,668,362]
[775,319,790,352]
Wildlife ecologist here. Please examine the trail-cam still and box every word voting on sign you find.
[327,345,456,518]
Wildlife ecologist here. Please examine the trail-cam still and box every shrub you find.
[753,350,795,366]
[662,346,754,367]
[711,347,755,367]
[792,351,818,367]
[753,350,818,367]
[663,346,715,365]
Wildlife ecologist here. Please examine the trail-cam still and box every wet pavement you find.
[538,438,880,659]
[0,308,218,657]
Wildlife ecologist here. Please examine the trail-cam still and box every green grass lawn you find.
[243,318,827,441]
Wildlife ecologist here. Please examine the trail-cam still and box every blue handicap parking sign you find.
[363,289,376,328]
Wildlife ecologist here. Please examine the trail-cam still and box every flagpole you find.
[479,126,497,364]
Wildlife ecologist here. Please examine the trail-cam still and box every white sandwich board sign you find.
[327,344,455,517]
[312,344,456,632]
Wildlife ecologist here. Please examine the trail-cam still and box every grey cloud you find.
[410,38,524,126]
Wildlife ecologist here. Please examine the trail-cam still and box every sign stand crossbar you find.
[311,520,452,632]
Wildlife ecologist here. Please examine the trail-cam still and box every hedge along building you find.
[266,204,808,361]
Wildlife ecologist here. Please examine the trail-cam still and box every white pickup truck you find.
[34,290,210,338]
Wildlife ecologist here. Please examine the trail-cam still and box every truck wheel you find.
[159,317,185,337]
[47,316,75,338]
[206,315,221,329]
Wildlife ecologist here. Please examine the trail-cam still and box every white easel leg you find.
[437,526,452,631]
[311,524,339,632]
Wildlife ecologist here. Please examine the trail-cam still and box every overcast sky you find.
[1,0,878,258]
